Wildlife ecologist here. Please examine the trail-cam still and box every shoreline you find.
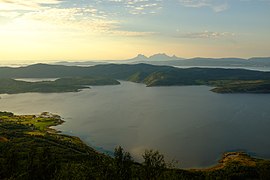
[45,113,270,171]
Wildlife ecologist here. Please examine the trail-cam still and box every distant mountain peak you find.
[148,53,181,61]
[129,54,148,61]
[136,54,148,59]
[149,53,169,58]
[129,53,183,62]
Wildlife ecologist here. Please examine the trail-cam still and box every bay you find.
[0,81,270,168]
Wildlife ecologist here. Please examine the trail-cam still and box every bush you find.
[142,149,166,180]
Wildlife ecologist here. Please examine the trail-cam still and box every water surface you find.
[0,81,270,168]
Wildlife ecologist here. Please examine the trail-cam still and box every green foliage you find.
[127,72,145,83]
[211,80,270,93]
[257,161,270,180]
[114,146,133,180]
[0,111,14,117]
[0,112,113,179]
[142,149,167,179]
[143,72,169,86]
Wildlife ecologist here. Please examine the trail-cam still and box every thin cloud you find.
[0,0,62,10]
[19,7,118,33]
[178,0,229,12]
[178,0,270,12]
[109,30,156,37]
[0,0,156,37]
[175,31,235,39]
[99,0,163,15]
[0,11,20,18]
[15,6,155,37]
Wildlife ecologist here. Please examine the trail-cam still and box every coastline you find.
[41,112,270,171]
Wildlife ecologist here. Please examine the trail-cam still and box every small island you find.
[0,111,270,179]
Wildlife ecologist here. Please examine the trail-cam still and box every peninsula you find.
[0,77,120,94]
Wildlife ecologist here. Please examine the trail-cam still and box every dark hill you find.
[1,63,270,92]
[1,63,269,80]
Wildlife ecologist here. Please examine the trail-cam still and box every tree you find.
[114,146,133,180]
[4,147,19,178]
[26,147,38,180]
[142,149,166,180]
[39,147,58,180]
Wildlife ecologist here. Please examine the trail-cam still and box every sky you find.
[0,0,270,63]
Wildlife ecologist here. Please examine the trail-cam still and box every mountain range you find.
[53,53,270,68]
[128,53,183,62]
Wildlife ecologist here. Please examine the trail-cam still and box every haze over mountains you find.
[54,53,270,68]
[54,53,182,66]
[128,53,183,62]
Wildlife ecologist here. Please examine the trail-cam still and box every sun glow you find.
[0,0,269,63]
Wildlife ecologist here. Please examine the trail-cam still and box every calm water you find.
[1,81,270,168]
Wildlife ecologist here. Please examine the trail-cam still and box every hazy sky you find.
[0,0,270,63]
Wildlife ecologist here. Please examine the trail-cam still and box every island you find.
[0,111,270,179]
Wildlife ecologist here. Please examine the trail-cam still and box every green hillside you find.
[0,77,120,94]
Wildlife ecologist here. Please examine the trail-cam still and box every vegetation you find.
[142,149,166,179]
[1,111,270,179]
[1,63,270,93]
[114,146,133,180]
[0,77,120,94]
[0,112,113,179]
[209,80,270,93]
